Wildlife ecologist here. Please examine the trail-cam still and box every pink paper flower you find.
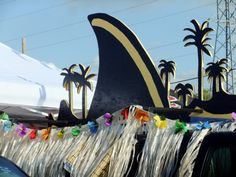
[16,123,28,137]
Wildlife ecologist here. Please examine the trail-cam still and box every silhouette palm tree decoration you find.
[158,60,176,99]
[175,83,194,108]
[206,58,228,95]
[183,19,214,101]
[74,64,96,119]
[61,64,78,111]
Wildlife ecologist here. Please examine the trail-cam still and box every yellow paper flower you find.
[57,129,65,139]
[154,115,167,128]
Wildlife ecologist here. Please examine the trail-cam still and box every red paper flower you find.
[29,129,37,140]
[121,107,129,120]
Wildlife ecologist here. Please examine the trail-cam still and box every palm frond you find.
[185,90,193,97]
[76,85,82,94]
[84,66,91,77]
[159,59,167,64]
[85,81,92,90]
[62,68,69,72]
[79,64,86,74]
[183,35,196,42]
[184,42,197,47]
[201,21,209,30]
[202,43,213,49]
[201,46,212,57]
[86,74,96,80]
[218,58,228,65]
[202,27,214,35]
[190,19,201,33]
[69,64,78,72]
[185,83,193,91]
[177,91,184,98]
[60,72,67,76]
[206,62,215,66]
[160,70,165,79]
[201,37,211,44]
[184,28,196,35]
[169,69,175,77]
[158,63,165,68]
[175,83,184,91]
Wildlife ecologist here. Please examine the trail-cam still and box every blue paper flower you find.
[88,121,98,134]
[196,121,211,130]
[3,120,12,132]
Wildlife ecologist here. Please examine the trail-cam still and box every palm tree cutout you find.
[206,58,228,95]
[158,60,176,99]
[75,64,96,119]
[175,83,194,108]
[61,64,78,111]
[183,19,214,101]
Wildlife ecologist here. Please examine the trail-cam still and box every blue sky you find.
[0,0,216,90]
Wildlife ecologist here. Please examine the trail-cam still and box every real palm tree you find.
[61,64,78,111]
[205,58,228,95]
[158,60,176,99]
[175,83,194,108]
[183,19,214,101]
[74,64,96,119]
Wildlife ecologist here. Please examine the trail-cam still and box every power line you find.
[3,0,156,43]
[130,2,215,26]
[0,0,16,6]
[0,0,76,22]
[147,41,182,51]
[3,2,215,43]
[170,77,198,84]
[28,34,92,51]
[4,20,87,43]
[109,0,158,14]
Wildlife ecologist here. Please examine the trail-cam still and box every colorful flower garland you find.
[0,108,235,141]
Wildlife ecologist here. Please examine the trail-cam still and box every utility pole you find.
[22,37,26,54]
[213,0,236,94]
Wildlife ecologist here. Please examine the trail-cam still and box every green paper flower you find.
[71,127,80,137]
[175,119,188,134]
[0,112,9,120]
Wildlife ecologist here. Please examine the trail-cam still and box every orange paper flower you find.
[41,127,51,141]
[134,109,150,123]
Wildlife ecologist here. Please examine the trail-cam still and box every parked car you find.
[0,156,29,177]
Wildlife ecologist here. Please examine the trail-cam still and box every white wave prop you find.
[107,108,141,177]
[136,119,184,177]
[68,106,142,177]
[0,125,87,177]
[0,107,236,177]
[176,121,236,177]
[0,106,142,177]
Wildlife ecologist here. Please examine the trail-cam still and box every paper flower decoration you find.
[29,129,37,140]
[175,120,188,134]
[0,112,9,121]
[103,113,112,126]
[154,115,167,128]
[88,121,98,134]
[57,129,65,139]
[195,121,211,130]
[15,123,28,137]
[41,127,51,141]
[71,126,80,137]
[232,112,236,122]
[134,109,150,123]
[3,120,12,132]
[121,107,129,120]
